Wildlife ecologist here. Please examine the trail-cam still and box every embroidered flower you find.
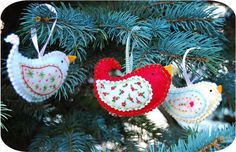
[138,92,145,97]
[101,83,105,89]
[111,86,116,90]
[122,102,126,107]
[112,96,119,102]
[119,89,124,95]
[123,83,128,87]
[136,98,141,104]
[103,92,109,96]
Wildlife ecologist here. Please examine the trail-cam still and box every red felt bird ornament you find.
[94,58,172,116]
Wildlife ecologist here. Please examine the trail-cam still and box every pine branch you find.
[1,84,53,121]
[146,125,235,152]
[0,101,12,131]
[143,1,184,19]
[146,19,171,38]
[29,111,98,151]
[157,50,209,62]
[145,1,175,9]
[135,48,209,69]
[133,32,224,75]
[29,130,96,152]
[28,110,127,151]
[198,136,224,152]
[167,17,214,23]
[90,9,153,49]
[162,2,225,37]
[171,125,235,152]
[18,2,99,62]
[122,115,165,140]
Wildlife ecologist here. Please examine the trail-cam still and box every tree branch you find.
[198,136,224,152]
[166,18,213,23]
[136,50,148,68]
[136,49,209,68]
[144,1,175,10]
[158,50,209,62]
[98,24,131,32]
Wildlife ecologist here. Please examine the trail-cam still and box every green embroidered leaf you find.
[35,84,39,89]
[50,76,56,83]
[43,85,47,91]
[26,69,34,78]
[39,72,45,79]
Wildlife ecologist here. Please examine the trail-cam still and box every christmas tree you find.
[1,1,235,151]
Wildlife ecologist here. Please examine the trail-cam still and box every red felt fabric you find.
[94,58,171,116]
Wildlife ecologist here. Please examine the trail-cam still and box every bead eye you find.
[210,89,212,92]
[61,60,64,63]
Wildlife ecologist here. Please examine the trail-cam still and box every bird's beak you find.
[164,65,172,77]
[67,56,77,64]
[217,85,222,93]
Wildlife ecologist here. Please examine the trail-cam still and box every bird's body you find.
[5,34,76,102]
[94,58,172,116]
[162,82,222,123]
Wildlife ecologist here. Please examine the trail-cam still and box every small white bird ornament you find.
[5,34,76,102]
[4,4,76,102]
[162,48,222,123]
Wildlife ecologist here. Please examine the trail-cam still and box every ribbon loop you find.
[182,47,200,86]
[31,4,58,58]
[125,26,141,74]
[31,28,40,55]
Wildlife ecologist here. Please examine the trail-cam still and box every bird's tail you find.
[94,58,121,80]
[4,33,20,46]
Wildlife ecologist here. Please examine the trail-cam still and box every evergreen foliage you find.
[1,1,235,151]
[147,125,235,152]
[0,101,12,131]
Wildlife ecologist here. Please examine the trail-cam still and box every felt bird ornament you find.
[94,58,172,116]
[5,34,76,102]
[4,4,77,102]
[162,48,222,123]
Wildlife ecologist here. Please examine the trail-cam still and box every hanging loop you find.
[125,26,141,74]
[182,47,200,86]
[31,4,58,58]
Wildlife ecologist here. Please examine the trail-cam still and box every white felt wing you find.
[96,76,153,111]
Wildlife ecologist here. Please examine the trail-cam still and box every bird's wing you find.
[7,53,63,102]
[163,88,209,123]
[95,76,153,111]
[21,65,63,96]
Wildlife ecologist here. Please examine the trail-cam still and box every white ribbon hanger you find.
[125,26,141,74]
[182,47,201,86]
[31,4,58,58]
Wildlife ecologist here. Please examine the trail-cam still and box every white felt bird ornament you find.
[4,4,76,102]
[5,34,76,102]
[162,48,222,123]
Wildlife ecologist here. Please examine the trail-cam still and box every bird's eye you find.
[210,89,212,92]
[61,60,64,63]
[152,73,154,76]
